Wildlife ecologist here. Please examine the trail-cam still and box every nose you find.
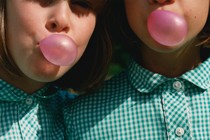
[46,1,71,33]
[149,0,174,4]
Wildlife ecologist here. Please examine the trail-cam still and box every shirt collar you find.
[127,59,168,93]
[181,56,210,89]
[127,57,210,93]
[0,80,59,102]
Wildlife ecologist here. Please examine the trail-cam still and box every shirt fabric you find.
[0,80,76,140]
[65,56,210,140]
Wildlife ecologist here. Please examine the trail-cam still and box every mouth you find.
[38,34,78,66]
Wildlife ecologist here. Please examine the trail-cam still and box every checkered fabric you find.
[65,57,210,140]
[0,81,75,140]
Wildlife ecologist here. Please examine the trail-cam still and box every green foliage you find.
[108,43,130,77]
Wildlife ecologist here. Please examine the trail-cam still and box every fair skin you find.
[0,0,96,93]
[125,0,209,77]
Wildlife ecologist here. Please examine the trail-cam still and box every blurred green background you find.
[107,43,130,78]
[106,9,131,78]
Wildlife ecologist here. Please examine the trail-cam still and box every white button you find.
[175,127,184,137]
[173,81,183,91]
[25,98,33,105]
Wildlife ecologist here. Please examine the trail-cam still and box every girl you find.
[0,0,111,139]
[66,0,210,139]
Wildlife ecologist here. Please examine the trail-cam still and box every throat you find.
[138,46,202,78]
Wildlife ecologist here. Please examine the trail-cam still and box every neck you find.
[0,66,46,94]
[137,43,202,77]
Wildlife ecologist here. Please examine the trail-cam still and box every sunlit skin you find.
[125,0,209,77]
[0,0,96,93]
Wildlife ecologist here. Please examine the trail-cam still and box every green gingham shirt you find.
[0,80,74,140]
[65,56,210,140]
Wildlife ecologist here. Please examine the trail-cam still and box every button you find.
[25,98,33,105]
[175,127,184,137]
[173,81,183,91]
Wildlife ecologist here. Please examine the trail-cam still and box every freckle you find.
[194,16,197,19]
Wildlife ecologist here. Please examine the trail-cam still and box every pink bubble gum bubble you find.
[39,34,78,66]
[147,10,188,46]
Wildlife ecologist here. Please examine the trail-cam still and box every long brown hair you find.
[0,0,112,92]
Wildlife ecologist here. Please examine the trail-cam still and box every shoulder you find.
[65,70,133,121]
[64,70,132,115]
[74,70,130,104]
[63,71,137,138]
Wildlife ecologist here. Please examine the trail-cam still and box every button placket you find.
[161,80,191,139]
[25,97,33,105]
[175,127,185,137]
[173,80,184,92]
[19,98,39,139]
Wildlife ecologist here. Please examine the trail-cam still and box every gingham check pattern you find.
[65,57,210,140]
[0,81,74,140]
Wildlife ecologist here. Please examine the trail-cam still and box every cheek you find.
[185,7,209,40]
[126,8,152,47]
[125,1,149,40]
[79,17,96,43]
[74,16,96,59]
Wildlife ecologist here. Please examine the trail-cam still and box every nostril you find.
[165,0,175,3]
[46,21,58,32]
[51,23,57,30]
[150,0,174,4]
[154,0,167,4]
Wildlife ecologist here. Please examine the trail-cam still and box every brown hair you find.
[109,0,210,60]
[0,0,112,92]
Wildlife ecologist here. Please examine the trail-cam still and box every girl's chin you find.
[27,57,72,82]
[148,41,184,53]
[30,73,62,83]
[30,63,61,81]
